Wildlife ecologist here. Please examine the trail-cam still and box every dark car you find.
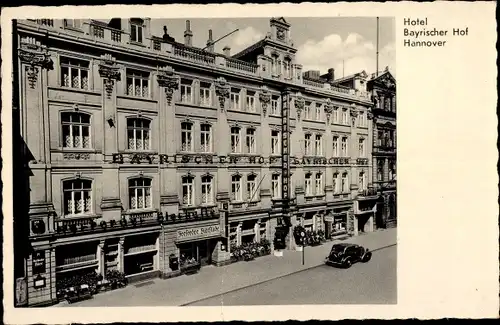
[325,243,372,268]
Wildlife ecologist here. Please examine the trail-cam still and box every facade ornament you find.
[214,77,230,110]
[259,85,271,116]
[157,66,179,106]
[323,98,333,122]
[18,47,53,89]
[294,92,305,120]
[63,153,91,160]
[367,111,374,120]
[98,54,121,99]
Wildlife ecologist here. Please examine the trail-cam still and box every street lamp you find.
[300,231,306,265]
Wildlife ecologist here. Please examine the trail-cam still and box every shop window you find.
[60,57,89,90]
[126,69,150,98]
[200,124,212,153]
[56,242,97,266]
[181,122,193,152]
[271,130,280,155]
[246,128,256,154]
[129,178,152,210]
[231,127,242,153]
[271,174,281,199]
[61,112,91,149]
[182,176,194,206]
[246,174,258,201]
[305,173,313,196]
[231,175,242,202]
[201,175,213,205]
[123,234,157,275]
[127,118,151,151]
[315,173,323,195]
[63,179,92,216]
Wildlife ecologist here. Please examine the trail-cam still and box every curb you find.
[180,242,397,306]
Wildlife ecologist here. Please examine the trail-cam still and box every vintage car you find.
[325,243,372,268]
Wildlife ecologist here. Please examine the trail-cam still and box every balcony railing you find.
[303,78,324,88]
[226,57,258,74]
[356,158,369,165]
[358,188,379,197]
[56,215,101,233]
[173,44,216,64]
[34,19,54,27]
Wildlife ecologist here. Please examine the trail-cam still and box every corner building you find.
[14,18,378,306]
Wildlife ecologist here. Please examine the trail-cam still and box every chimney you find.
[223,45,231,57]
[184,20,193,46]
[327,68,335,82]
[206,29,214,52]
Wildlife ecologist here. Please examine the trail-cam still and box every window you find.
[126,70,149,98]
[247,174,258,201]
[315,103,322,121]
[201,175,213,205]
[180,80,193,104]
[305,173,313,196]
[130,19,143,43]
[182,176,194,206]
[341,172,349,193]
[389,160,396,181]
[271,97,280,116]
[290,174,295,198]
[332,107,339,124]
[304,103,311,120]
[332,136,339,157]
[271,54,280,75]
[359,138,365,157]
[231,175,242,201]
[358,111,366,127]
[181,122,193,152]
[341,137,348,157]
[333,173,339,194]
[304,134,312,156]
[246,128,256,154]
[342,108,349,125]
[200,83,212,107]
[385,97,391,110]
[271,130,280,155]
[392,97,396,112]
[283,58,292,78]
[230,90,241,110]
[129,178,152,210]
[271,174,281,198]
[246,92,256,112]
[60,57,89,90]
[64,19,82,29]
[127,118,151,150]
[377,160,384,181]
[378,131,384,146]
[315,173,323,195]
[231,127,241,153]
[153,40,161,51]
[62,112,91,148]
[200,124,212,153]
[315,134,323,156]
[63,179,92,216]
[359,172,366,191]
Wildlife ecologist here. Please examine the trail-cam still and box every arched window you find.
[181,122,193,152]
[127,118,151,150]
[129,178,152,210]
[305,173,313,196]
[62,112,91,148]
[341,172,349,193]
[271,174,281,198]
[182,176,194,206]
[315,173,323,195]
[63,179,92,216]
[201,175,213,205]
[246,174,258,201]
[231,175,242,201]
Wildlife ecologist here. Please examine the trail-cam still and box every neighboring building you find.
[13,17,378,306]
[367,67,397,228]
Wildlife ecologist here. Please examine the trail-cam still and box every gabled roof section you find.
[369,68,396,90]
[270,17,290,27]
[231,39,266,60]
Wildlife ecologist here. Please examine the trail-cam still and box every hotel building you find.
[13,17,381,306]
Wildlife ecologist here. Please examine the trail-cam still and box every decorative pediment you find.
[373,71,396,90]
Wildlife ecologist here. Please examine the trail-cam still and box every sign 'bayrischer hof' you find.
[111,153,360,166]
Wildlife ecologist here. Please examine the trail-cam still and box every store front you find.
[356,200,376,234]
[55,241,99,283]
[177,239,217,266]
[123,233,159,276]
[229,218,268,247]
[324,211,348,239]
[175,223,223,269]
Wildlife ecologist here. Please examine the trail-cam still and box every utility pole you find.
[201,29,239,51]
[376,17,380,77]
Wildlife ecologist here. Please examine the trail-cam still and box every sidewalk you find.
[59,228,397,307]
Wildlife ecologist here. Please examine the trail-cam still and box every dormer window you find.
[64,19,82,29]
[130,18,143,43]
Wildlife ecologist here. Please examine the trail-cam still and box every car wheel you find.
[344,259,352,268]
[362,252,372,263]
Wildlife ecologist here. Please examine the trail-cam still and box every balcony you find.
[226,57,258,74]
[356,158,369,165]
[358,188,379,198]
[173,43,216,64]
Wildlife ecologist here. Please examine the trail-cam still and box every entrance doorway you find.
[375,201,385,229]
[357,213,370,233]
[179,239,217,267]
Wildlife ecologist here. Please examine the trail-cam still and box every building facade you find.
[13,17,381,306]
[367,68,397,228]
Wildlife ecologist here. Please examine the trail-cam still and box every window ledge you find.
[56,148,99,153]
[57,214,100,221]
[124,208,157,215]
[50,86,98,95]
[117,94,156,103]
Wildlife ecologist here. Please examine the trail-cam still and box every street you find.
[186,245,397,306]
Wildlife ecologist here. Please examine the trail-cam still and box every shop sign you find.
[32,251,46,274]
[177,224,221,241]
[324,216,334,222]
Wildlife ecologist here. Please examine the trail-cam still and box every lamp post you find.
[300,231,306,265]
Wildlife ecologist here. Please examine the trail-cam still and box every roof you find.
[331,70,369,84]
[232,39,266,59]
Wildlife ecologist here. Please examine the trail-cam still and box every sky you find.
[150,17,395,78]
